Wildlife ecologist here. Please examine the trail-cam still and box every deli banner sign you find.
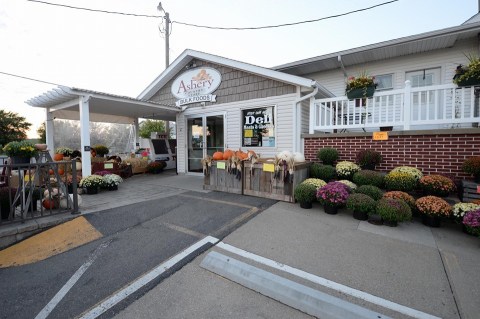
[171,67,222,107]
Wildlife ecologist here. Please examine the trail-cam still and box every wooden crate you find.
[243,161,311,202]
[203,160,243,194]
[461,180,480,202]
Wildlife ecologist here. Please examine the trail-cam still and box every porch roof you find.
[275,21,480,75]
[26,86,179,124]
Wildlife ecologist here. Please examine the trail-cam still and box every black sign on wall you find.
[242,106,275,147]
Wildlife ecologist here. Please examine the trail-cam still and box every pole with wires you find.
[157,2,170,68]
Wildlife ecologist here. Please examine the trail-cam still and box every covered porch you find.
[310,81,480,133]
[26,86,180,177]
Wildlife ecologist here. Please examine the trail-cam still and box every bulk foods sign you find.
[171,67,222,107]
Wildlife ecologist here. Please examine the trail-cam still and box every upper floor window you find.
[375,74,393,90]
[406,68,441,87]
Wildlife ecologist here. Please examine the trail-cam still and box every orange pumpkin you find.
[212,151,224,161]
[235,150,247,160]
[53,153,64,161]
[223,149,234,160]
[58,168,65,175]
[42,199,55,209]
[49,169,55,175]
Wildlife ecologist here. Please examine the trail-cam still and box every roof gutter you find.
[292,81,321,153]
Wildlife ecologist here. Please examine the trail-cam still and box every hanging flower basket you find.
[346,86,375,100]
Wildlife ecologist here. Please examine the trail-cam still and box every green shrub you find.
[93,145,109,157]
[346,193,376,215]
[310,164,336,182]
[384,171,417,192]
[355,149,382,169]
[355,185,383,200]
[317,147,339,165]
[376,198,412,222]
[352,170,384,188]
[294,183,317,204]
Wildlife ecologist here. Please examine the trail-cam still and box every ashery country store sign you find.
[171,67,222,107]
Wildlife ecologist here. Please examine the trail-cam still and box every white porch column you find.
[79,95,92,177]
[45,107,55,158]
[403,80,412,130]
[134,119,140,151]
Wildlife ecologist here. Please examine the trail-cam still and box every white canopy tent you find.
[27,86,179,177]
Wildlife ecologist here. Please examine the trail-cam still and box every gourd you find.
[223,149,234,160]
[53,154,64,161]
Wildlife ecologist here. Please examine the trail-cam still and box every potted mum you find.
[355,149,382,170]
[419,174,456,197]
[452,202,480,225]
[310,163,336,182]
[55,147,73,159]
[317,147,339,165]
[346,193,376,221]
[147,161,167,174]
[416,196,452,227]
[383,191,416,211]
[462,209,480,237]
[376,198,412,227]
[345,72,377,100]
[102,174,123,191]
[462,156,480,183]
[335,161,360,180]
[384,171,418,192]
[355,185,383,201]
[294,182,318,209]
[316,182,350,215]
[352,170,384,188]
[301,178,327,190]
[337,180,357,192]
[2,140,38,165]
[79,175,104,194]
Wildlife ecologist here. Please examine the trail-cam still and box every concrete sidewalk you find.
[114,201,480,319]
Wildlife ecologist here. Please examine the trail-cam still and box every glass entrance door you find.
[187,114,224,173]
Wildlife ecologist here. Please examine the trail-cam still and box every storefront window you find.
[242,106,275,147]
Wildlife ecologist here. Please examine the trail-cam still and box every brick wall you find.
[303,130,480,181]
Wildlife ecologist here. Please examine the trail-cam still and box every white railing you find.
[310,81,480,133]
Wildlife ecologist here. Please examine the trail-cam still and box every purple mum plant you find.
[316,181,350,207]
[463,209,480,237]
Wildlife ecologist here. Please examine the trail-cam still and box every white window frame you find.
[374,73,394,91]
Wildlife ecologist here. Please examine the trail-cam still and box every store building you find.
[138,50,332,174]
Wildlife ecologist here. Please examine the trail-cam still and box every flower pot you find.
[367,214,383,225]
[353,210,368,221]
[360,163,376,170]
[324,205,338,215]
[85,186,99,195]
[108,185,118,191]
[346,86,375,100]
[474,175,480,183]
[10,156,30,165]
[383,220,398,227]
[421,215,441,228]
[299,201,313,209]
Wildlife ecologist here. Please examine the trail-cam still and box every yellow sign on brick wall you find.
[373,132,389,140]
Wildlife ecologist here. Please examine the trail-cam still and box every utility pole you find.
[157,2,170,68]
[158,2,171,136]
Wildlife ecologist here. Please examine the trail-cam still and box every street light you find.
[157,2,170,68]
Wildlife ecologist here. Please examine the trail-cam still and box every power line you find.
[26,0,399,30]
[0,71,63,87]
[26,0,162,18]
[173,0,399,30]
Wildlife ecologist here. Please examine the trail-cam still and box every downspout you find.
[293,81,319,153]
[338,55,348,78]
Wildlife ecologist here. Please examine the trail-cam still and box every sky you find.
[0,0,478,138]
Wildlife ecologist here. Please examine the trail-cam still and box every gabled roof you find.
[275,21,480,75]
[138,49,333,100]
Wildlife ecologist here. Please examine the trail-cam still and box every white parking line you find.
[34,240,112,319]
[78,236,219,319]
[217,242,442,319]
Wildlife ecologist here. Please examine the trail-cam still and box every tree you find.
[37,122,46,143]
[139,120,166,138]
[0,110,31,147]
